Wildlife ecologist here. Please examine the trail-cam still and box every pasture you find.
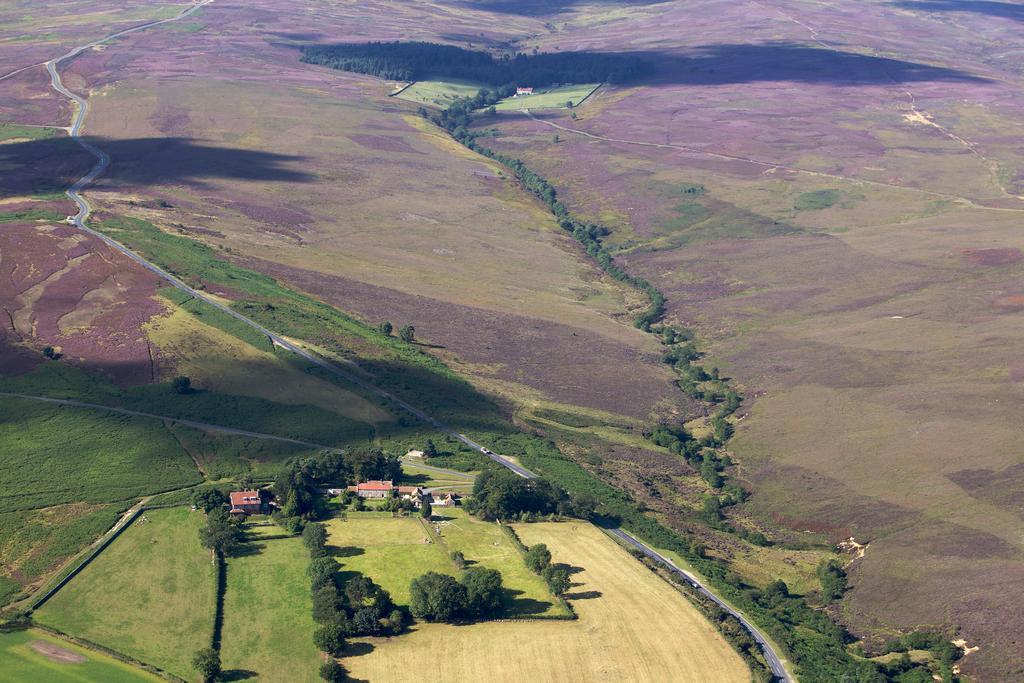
[33,508,216,680]
[343,521,749,682]
[219,523,320,683]
[328,509,564,616]
[327,514,452,605]
[394,79,483,107]
[0,629,161,683]
[494,84,600,111]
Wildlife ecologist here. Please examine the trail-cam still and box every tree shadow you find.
[501,588,553,616]
[552,562,585,576]
[330,545,366,558]
[219,670,259,682]
[893,0,1024,21]
[564,590,602,600]
[343,641,376,657]
[399,473,431,485]
[228,542,267,557]
[0,135,313,200]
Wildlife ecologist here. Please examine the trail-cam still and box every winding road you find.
[39,4,792,680]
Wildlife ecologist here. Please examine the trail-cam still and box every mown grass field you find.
[328,509,564,616]
[327,514,452,605]
[344,521,749,681]
[220,523,320,683]
[494,84,600,111]
[394,79,483,107]
[34,508,216,680]
[0,629,161,683]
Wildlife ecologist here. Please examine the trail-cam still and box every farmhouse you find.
[515,87,534,96]
[350,480,395,498]
[229,490,263,515]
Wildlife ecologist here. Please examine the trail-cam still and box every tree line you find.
[301,41,651,86]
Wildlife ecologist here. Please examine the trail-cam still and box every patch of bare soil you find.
[29,640,86,664]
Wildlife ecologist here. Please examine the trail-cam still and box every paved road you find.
[44,8,791,681]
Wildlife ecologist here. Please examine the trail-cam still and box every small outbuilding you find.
[515,87,534,96]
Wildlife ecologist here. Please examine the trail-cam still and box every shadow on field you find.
[442,0,662,15]
[502,588,554,616]
[893,0,1024,21]
[331,545,366,558]
[644,42,987,86]
[0,135,312,200]
[219,670,259,682]
[564,590,602,600]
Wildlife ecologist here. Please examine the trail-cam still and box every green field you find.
[0,398,203,602]
[494,84,600,111]
[0,398,202,513]
[327,510,565,616]
[327,514,452,605]
[0,123,56,142]
[220,522,320,682]
[394,79,484,107]
[0,629,161,683]
[34,508,216,679]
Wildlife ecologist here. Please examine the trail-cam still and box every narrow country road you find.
[43,6,792,681]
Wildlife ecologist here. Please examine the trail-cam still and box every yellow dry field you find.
[343,521,750,682]
[146,305,390,425]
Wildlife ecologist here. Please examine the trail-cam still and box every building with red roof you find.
[229,490,263,515]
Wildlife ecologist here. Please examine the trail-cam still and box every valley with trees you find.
[2,0,1023,681]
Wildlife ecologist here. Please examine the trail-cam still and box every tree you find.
[172,375,192,394]
[351,607,381,635]
[701,494,723,523]
[524,543,551,574]
[542,566,571,596]
[198,508,245,556]
[42,346,57,360]
[344,575,375,607]
[320,660,347,683]
[450,550,466,570]
[399,324,415,343]
[192,647,221,683]
[379,321,393,336]
[313,623,347,656]
[193,488,227,513]
[303,522,328,558]
[409,571,468,622]
[308,556,341,591]
[424,439,438,458]
[462,566,503,616]
[566,100,574,108]
[312,584,343,624]
[817,559,848,602]
[552,134,560,143]
[420,497,432,520]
